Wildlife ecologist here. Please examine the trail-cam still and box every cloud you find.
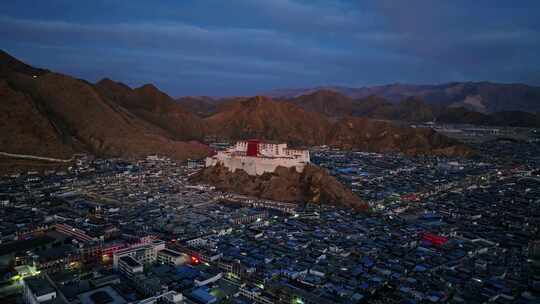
[2,0,540,95]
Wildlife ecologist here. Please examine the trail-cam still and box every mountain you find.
[438,107,540,128]
[0,49,474,176]
[351,96,436,122]
[266,82,540,113]
[0,79,75,158]
[192,163,368,211]
[328,117,471,157]
[175,96,220,117]
[437,107,493,125]
[0,50,210,170]
[289,90,356,118]
[284,91,436,122]
[283,89,540,127]
[204,96,332,146]
[203,96,473,157]
[490,111,540,128]
[95,79,205,140]
[0,50,49,78]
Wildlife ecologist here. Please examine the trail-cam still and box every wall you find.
[206,155,308,176]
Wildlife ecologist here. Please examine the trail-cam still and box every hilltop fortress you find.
[205,140,310,176]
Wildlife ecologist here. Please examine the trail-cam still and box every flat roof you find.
[78,286,127,304]
[119,255,142,268]
[159,248,183,258]
[24,276,56,297]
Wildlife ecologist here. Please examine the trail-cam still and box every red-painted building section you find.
[246,139,260,156]
[422,233,448,246]
[401,193,420,202]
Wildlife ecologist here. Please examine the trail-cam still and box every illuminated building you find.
[205,140,310,176]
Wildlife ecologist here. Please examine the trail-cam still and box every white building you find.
[113,240,165,270]
[157,248,189,267]
[118,255,144,278]
[22,277,57,304]
[205,140,310,176]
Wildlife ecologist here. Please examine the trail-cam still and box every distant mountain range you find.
[284,90,540,128]
[178,89,540,128]
[264,82,540,114]
[0,49,495,173]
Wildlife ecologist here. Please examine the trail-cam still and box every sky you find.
[2,0,540,96]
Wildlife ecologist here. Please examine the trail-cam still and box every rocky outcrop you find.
[192,163,368,211]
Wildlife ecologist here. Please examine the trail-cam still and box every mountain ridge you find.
[264,82,540,113]
[279,90,540,128]
[1,51,210,169]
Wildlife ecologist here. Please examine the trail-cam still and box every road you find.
[0,151,73,163]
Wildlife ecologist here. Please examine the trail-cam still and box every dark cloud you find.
[2,0,540,95]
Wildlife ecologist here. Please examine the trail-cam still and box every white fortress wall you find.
[235,141,248,151]
[205,141,310,176]
[206,154,307,176]
[284,149,310,162]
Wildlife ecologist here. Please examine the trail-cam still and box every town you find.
[1,125,539,304]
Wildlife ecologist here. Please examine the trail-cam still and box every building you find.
[157,248,188,266]
[22,276,58,304]
[54,223,99,243]
[194,270,223,287]
[118,256,143,278]
[112,240,165,270]
[190,287,217,304]
[31,245,80,274]
[239,284,273,304]
[205,140,310,176]
[230,210,269,225]
[77,285,127,304]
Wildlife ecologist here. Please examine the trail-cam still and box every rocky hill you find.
[0,50,49,78]
[95,79,205,140]
[192,163,368,211]
[328,117,472,157]
[1,51,210,169]
[204,96,332,146]
[289,90,356,118]
[0,79,75,158]
[176,96,219,117]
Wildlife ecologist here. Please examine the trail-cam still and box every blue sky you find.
[2,0,539,96]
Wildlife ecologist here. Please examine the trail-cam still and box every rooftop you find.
[24,276,56,297]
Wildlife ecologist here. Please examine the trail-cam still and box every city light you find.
[191,256,200,265]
